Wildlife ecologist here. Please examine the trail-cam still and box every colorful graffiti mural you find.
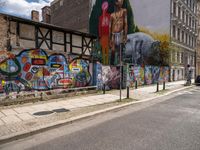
[127,65,169,87]
[128,65,145,86]
[90,0,138,65]
[98,1,110,65]
[145,66,152,85]
[94,65,126,90]
[0,49,92,92]
[94,62,103,90]
[152,66,160,84]
[159,66,170,83]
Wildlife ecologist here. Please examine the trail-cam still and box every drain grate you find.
[33,108,70,116]
[33,111,54,116]
[52,108,70,113]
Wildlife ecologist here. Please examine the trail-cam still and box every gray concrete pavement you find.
[1,86,200,150]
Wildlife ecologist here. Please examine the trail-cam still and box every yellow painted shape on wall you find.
[0,62,7,70]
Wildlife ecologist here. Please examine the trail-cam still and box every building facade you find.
[50,0,91,32]
[0,13,97,92]
[132,0,198,81]
[197,0,200,76]
[0,13,95,56]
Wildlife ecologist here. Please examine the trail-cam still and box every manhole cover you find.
[33,111,54,116]
[52,108,70,113]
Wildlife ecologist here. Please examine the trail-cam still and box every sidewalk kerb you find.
[0,85,194,145]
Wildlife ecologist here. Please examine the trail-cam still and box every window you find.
[186,13,188,26]
[189,35,191,46]
[191,55,193,65]
[181,52,184,63]
[189,16,192,27]
[182,31,184,42]
[177,52,180,63]
[178,28,180,41]
[182,10,185,22]
[173,2,177,15]
[186,33,188,45]
[178,6,181,18]
[173,25,176,38]
[192,19,195,29]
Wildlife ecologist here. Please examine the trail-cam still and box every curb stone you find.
[0,85,194,145]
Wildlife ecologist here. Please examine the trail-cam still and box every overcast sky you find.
[0,0,53,19]
[0,0,135,20]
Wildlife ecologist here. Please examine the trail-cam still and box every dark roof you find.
[0,12,96,38]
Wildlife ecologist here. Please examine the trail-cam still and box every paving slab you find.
[0,112,5,118]
[1,109,18,116]
[62,105,77,109]
[46,102,63,108]
[70,103,90,108]
[0,119,5,126]
[16,113,35,121]
[1,115,21,124]
[31,104,49,110]
[13,107,34,114]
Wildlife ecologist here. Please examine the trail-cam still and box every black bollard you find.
[40,92,43,101]
[135,80,138,89]
[103,84,106,94]
[163,81,166,90]
[157,82,159,92]
[127,86,129,99]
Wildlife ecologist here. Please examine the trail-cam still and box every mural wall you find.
[127,65,169,88]
[90,0,138,65]
[95,64,169,90]
[94,64,127,90]
[0,49,92,93]
[128,65,145,86]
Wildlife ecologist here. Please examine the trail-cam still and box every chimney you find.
[31,10,39,22]
[42,6,51,23]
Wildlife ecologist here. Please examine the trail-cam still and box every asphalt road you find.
[1,86,200,150]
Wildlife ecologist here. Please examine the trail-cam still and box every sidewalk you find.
[0,80,193,143]
[110,80,188,100]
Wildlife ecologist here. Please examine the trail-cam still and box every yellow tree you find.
[140,27,171,66]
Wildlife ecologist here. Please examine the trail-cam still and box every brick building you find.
[50,0,92,32]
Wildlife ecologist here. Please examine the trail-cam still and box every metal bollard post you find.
[157,82,159,92]
[163,81,166,90]
[135,80,138,89]
[127,86,129,99]
[40,92,43,100]
[103,84,106,94]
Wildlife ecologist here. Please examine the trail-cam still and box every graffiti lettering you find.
[0,49,92,92]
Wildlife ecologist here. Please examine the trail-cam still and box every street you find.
[1,86,200,150]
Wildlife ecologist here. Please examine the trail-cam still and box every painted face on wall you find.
[115,0,124,8]
[102,1,109,12]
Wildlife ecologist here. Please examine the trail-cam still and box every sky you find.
[0,0,135,21]
[0,0,54,20]
[0,0,135,19]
